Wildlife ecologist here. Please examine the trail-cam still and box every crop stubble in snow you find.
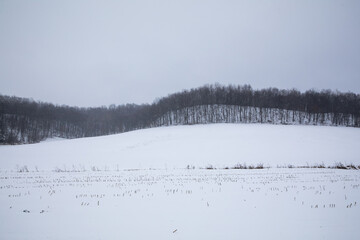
[0,168,359,240]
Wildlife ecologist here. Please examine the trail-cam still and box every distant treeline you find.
[1,84,359,144]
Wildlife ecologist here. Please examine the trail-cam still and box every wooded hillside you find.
[1,84,359,144]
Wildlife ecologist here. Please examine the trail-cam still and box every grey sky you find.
[0,0,359,107]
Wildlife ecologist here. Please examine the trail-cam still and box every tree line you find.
[1,84,359,144]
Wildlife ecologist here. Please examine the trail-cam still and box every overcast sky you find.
[0,0,359,107]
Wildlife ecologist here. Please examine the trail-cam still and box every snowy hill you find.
[2,85,359,144]
[1,124,359,171]
[1,123,360,240]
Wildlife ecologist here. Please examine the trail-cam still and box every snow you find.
[0,124,359,171]
[0,168,359,239]
[0,124,359,239]
[40,137,66,143]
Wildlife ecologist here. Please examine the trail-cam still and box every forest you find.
[1,84,359,144]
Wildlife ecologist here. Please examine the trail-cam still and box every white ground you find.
[1,169,359,240]
[1,124,360,239]
[0,124,359,171]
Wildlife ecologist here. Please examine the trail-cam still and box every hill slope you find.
[1,124,359,171]
[2,84,359,144]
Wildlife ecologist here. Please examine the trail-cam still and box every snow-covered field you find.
[1,124,360,239]
[1,169,359,239]
[0,124,359,171]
